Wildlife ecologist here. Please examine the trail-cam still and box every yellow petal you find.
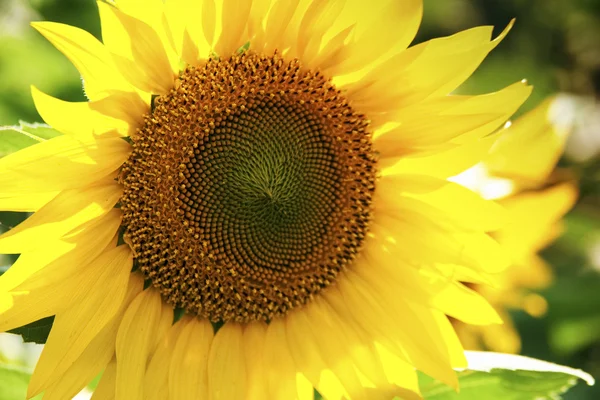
[372,205,510,274]
[313,297,395,393]
[91,358,117,400]
[0,134,130,194]
[495,183,578,259]
[353,255,489,367]
[31,21,133,100]
[35,273,144,400]
[153,301,176,351]
[168,316,214,400]
[0,191,58,212]
[309,24,355,72]
[263,0,302,54]
[376,114,498,152]
[341,21,513,112]
[485,96,572,186]
[381,131,500,176]
[208,323,247,400]
[329,0,422,76]
[243,322,269,400]
[32,86,149,137]
[144,319,185,400]
[428,310,468,368]
[246,0,271,51]
[0,240,71,292]
[359,246,502,327]
[339,268,459,387]
[0,181,122,254]
[298,377,313,400]
[431,281,502,325]
[98,1,177,94]
[27,246,132,397]
[0,208,121,291]
[509,254,553,290]
[292,313,352,399]
[202,0,217,48]
[377,174,505,232]
[374,344,421,399]
[433,262,498,286]
[113,0,163,22]
[292,0,346,65]
[288,302,367,400]
[164,0,212,64]
[163,0,192,60]
[285,308,345,399]
[386,202,510,273]
[446,82,532,144]
[264,319,313,400]
[328,283,413,382]
[480,309,522,353]
[521,292,549,317]
[215,0,252,56]
[373,82,532,155]
[115,288,168,400]
[115,0,182,73]
[0,211,122,331]
[432,21,514,97]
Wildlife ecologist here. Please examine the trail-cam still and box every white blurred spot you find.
[0,0,40,37]
[450,163,515,200]
[74,388,93,400]
[588,238,600,272]
[561,95,600,163]
[0,332,43,366]
[549,94,578,134]
[0,333,94,398]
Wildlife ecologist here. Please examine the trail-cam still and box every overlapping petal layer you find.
[0,0,543,399]
[451,97,577,353]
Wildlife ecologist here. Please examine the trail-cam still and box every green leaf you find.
[420,352,594,400]
[0,121,61,157]
[8,317,54,345]
[0,363,31,400]
[550,314,600,355]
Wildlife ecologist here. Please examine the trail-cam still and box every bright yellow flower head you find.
[452,97,578,354]
[0,0,534,398]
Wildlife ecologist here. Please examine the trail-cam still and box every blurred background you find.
[0,0,599,399]
[418,2,600,399]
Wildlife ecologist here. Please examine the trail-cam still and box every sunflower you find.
[0,0,534,398]
[451,97,578,353]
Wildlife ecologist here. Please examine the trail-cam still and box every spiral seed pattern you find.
[120,52,376,322]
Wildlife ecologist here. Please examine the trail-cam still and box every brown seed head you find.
[120,52,376,322]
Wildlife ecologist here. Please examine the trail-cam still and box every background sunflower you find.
[0,0,599,399]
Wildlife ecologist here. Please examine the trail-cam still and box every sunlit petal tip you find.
[30,86,132,137]
[215,0,253,57]
[97,0,177,95]
[30,20,133,100]
[4,3,576,399]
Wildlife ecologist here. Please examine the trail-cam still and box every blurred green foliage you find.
[0,363,35,400]
[0,0,599,398]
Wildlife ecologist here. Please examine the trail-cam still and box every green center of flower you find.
[120,52,376,322]
[193,103,340,270]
